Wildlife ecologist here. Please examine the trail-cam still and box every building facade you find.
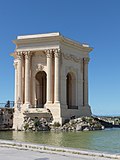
[12,32,93,130]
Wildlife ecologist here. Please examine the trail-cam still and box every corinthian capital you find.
[16,51,23,60]
[24,51,31,59]
[45,49,53,58]
[54,49,61,58]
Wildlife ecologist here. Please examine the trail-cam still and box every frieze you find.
[62,52,81,63]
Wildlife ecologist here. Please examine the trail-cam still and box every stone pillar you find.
[17,52,22,103]
[13,60,18,104]
[32,77,37,107]
[83,57,89,106]
[24,51,31,106]
[54,49,61,103]
[46,50,53,103]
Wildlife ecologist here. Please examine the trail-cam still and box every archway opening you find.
[35,71,46,108]
[66,72,77,109]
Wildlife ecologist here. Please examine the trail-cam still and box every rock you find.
[83,127,90,131]
[23,117,51,131]
[76,124,82,131]
[23,116,105,132]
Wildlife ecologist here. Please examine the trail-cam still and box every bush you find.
[24,123,29,131]
[34,119,40,127]
[53,122,61,127]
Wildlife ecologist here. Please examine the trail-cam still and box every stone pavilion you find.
[12,32,93,130]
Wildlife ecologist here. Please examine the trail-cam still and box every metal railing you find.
[0,101,14,108]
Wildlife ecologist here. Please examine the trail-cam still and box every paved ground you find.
[0,147,117,160]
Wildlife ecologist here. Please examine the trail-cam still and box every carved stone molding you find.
[23,51,31,60]
[44,48,61,58]
[45,49,53,58]
[16,51,23,60]
[62,53,81,63]
[36,64,44,72]
[54,49,61,58]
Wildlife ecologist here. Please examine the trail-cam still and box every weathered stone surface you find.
[59,117,104,132]
[23,117,50,131]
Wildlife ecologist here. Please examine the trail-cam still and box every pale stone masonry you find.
[12,32,93,130]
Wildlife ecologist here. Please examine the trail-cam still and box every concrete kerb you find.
[0,140,120,159]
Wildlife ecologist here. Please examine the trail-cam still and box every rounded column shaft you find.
[83,57,89,106]
[17,52,22,103]
[13,60,18,104]
[46,50,53,103]
[25,51,31,105]
[54,49,60,103]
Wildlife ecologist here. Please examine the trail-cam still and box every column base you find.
[54,101,60,104]
[46,101,52,104]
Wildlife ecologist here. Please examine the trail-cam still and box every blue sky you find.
[0,0,120,115]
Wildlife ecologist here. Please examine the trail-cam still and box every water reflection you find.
[0,131,13,140]
[0,129,120,154]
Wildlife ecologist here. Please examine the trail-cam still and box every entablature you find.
[13,32,93,54]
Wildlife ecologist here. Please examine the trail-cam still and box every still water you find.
[0,128,120,154]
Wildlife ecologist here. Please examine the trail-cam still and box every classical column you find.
[32,77,37,107]
[54,49,61,103]
[24,51,31,106]
[17,52,22,103]
[13,60,18,104]
[83,57,89,106]
[46,50,53,103]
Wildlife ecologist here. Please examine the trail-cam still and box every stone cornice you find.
[13,32,93,53]
[60,36,93,53]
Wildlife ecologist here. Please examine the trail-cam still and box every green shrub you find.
[53,122,61,127]
[24,123,29,131]
[34,119,40,127]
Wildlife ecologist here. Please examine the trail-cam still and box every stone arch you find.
[35,71,47,108]
[66,72,77,109]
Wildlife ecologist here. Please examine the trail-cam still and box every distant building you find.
[12,32,93,130]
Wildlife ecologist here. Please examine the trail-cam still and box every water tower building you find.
[12,32,93,130]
